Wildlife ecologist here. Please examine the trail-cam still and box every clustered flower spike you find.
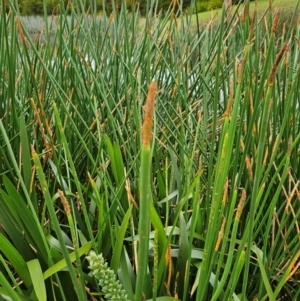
[86,251,129,301]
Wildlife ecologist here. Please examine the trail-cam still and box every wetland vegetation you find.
[0,0,299,300]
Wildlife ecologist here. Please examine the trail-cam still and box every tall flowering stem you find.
[135,81,156,301]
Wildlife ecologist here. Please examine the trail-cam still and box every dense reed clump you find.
[0,0,299,301]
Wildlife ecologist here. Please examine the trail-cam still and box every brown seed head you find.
[142,81,156,147]
[237,54,246,84]
[244,0,249,20]
[215,216,226,252]
[271,10,280,33]
[58,189,71,215]
[247,13,255,44]
[236,189,246,220]
[268,42,289,86]
[15,17,25,43]
[224,77,234,118]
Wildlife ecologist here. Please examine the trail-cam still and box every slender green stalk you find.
[211,189,246,301]
[135,81,156,301]
[242,41,289,300]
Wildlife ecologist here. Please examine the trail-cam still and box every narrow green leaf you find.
[0,234,32,288]
[19,112,37,211]
[43,241,92,280]
[1,176,48,261]
[168,147,182,196]
[113,141,125,184]
[252,245,275,301]
[27,259,46,301]
[119,247,135,301]
[111,205,132,273]
[0,198,34,260]
[176,212,189,299]
[0,282,26,301]
[104,134,124,184]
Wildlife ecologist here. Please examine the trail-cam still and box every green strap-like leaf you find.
[19,112,37,211]
[0,285,30,301]
[27,259,46,301]
[111,205,132,273]
[43,241,92,280]
[252,245,275,301]
[0,234,32,288]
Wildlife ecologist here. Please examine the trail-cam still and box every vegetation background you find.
[0,0,299,301]
[16,0,251,15]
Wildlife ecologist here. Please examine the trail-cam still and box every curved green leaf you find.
[0,234,31,288]
[43,241,92,280]
[27,259,46,301]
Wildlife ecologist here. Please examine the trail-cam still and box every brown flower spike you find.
[268,42,289,86]
[142,81,156,147]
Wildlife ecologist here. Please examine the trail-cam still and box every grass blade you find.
[27,259,47,301]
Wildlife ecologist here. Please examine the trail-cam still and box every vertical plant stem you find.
[135,81,156,301]
[242,41,288,300]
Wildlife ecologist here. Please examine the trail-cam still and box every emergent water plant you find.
[0,0,299,300]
